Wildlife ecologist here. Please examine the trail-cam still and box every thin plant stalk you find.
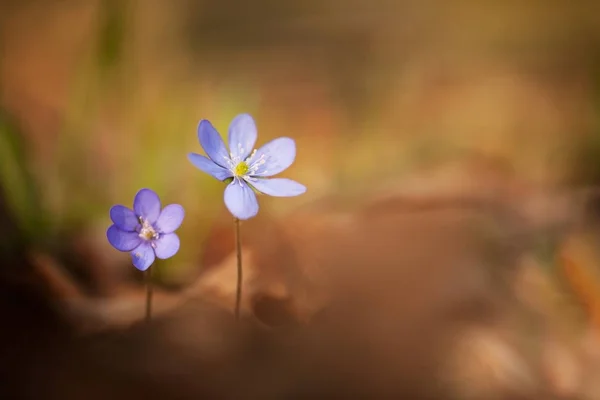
[234,217,243,320]
[145,267,153,323]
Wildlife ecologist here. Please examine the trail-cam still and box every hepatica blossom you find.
[188,113,306,219]
[107,189,184,271]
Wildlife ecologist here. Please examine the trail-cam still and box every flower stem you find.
[145,266,153,323]
[234,217,243,320]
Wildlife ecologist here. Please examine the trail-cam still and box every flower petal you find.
[155,204,185,234]
[131,242,155,271]
[249,137,296,177]
[228,113,257,161]
[224,179,259,220]
[248,178,307,197]
[133,188,161,223]
[188,153,233,181]
[198,119,230,168]
[109,205,139,232]
[154,233,180,259]
[107,225,141,252]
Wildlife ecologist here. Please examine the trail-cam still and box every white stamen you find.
[138,218,159,241]
[227,147,274,178]
[246,151,270,176]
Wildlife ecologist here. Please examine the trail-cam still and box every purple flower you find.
[188,113,306,220]
[106,188,184,271]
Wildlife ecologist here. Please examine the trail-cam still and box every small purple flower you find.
[188,113,306,220]
[106,188,184,271]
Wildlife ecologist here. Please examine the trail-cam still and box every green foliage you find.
[97,0,128,72]
[0,112,47,242]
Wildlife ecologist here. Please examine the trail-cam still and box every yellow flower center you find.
[139,218,158,241]
[234,161,250,177]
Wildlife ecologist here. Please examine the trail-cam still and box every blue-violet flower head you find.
[188,113,306,220]
[106,188,184,271]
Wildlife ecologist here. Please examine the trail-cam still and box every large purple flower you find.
[106,188,184,271]
[188,113,306,220]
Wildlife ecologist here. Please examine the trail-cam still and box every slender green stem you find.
[145,266,153,323]
[234,217,243,320]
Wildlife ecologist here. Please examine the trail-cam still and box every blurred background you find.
[2,0,599,282]
[3,0,600,399]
